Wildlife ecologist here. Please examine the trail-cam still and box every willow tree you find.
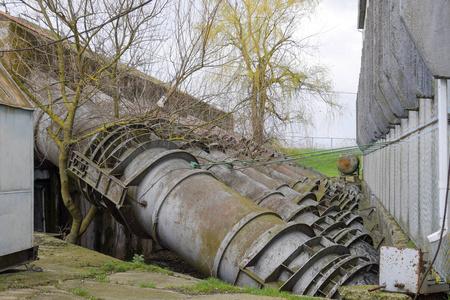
[206,0,334,145]
[2,0,166,243]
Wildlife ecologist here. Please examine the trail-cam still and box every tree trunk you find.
[58,141,83,243]
[251,97,265,146]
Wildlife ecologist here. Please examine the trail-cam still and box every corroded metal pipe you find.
[31,72,378,298]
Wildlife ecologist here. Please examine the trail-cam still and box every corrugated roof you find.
[0,63,33,110]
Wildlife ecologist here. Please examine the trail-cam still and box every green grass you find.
[72,287,88,297]
[74,254,174,284]
[170,278,316,299]
[99,261,174,276]
[405,240,416,248]
[139,282,156,288]
[171,277,242,294]
[278,147,361,178]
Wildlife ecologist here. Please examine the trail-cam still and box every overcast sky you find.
[285,0,362,148]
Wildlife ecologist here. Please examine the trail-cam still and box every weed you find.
[170,277,241,294]
[171,278,316,299]
[72,287,88,297]
[405,240,416,248]
[99,261,173,276]
[96,276,109,283]
[139,282,156,288]
[132,254,145,264]
[80,261,92,267]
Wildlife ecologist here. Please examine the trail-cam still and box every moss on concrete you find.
[0,233,316,299]
[339,285,412,300]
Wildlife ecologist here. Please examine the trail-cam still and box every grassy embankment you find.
[278,147,361,178]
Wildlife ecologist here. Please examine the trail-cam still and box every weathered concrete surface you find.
[339,286,411,300]
[401,0,450,78]
[0,233,293,300]
[2,233,443,300]
[357,0,437,147]
[361,183,410,247]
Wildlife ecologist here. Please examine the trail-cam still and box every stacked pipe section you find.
[31,77,378,298]
[181,144,378,263]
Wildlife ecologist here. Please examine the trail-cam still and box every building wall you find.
[358,0,450,280]
[362,91,450,280]
[0,105,34,257]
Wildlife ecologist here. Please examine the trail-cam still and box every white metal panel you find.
[0,191,33,256]
[0,105,34,257]
[0,106,33,191]
[379,246,421,294]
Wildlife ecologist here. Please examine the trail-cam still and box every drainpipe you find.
[427,78,449,243]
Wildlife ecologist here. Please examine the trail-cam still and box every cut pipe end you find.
[427,227,448,243]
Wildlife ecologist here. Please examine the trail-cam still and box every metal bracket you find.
[68,151,127,208]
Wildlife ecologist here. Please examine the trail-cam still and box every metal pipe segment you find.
[63,125,379,298]
[32,82,379,297]
[186,146,379,263]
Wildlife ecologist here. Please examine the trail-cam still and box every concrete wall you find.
[358,0,450,280]
[0,105,34,257]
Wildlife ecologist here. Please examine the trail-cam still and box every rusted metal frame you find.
[102,126,153,159]
[67,151,127,208]
[212,210,278,277]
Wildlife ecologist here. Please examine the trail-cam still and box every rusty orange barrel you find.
[336,153,360,175]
